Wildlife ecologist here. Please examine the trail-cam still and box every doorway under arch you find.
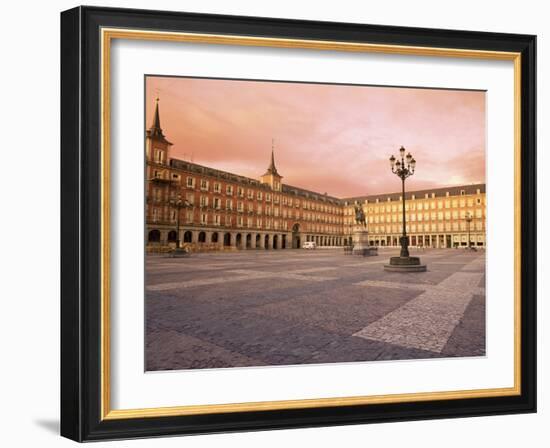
[148,229,160,243]
[183,231,192,243]
[223,233,231,247]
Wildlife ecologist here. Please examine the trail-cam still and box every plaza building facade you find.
[146,100,344,251]
[342,184,486,248]
[146,100,486,251]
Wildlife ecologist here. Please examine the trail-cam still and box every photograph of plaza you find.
[144,76,486,371]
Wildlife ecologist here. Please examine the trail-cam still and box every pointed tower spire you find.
[146,97,172,144]
[149,97,164,137]
[152,97,161,130]
[265,138,279,176]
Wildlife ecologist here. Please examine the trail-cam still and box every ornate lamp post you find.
[465,211,473,249]
[384,146,426,272]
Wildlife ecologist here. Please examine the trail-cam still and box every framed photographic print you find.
[60,6,536,442]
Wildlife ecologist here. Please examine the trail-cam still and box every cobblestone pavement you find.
[145,248,486,371]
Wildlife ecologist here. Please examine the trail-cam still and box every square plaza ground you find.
[145,248,485,370]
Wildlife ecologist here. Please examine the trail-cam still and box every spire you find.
[152,97,161,130]
[146,97,172,144]
[264,138,280,176]
[149,97,163,137]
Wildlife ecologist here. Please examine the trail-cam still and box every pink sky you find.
[146,76,485,198]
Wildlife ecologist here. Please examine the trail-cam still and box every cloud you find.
[146,77,486,197]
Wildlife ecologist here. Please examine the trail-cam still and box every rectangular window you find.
[201,213,207,224]
[226,185,233,195]
[186,177,195,188]
[226,199,232,210]
[200,179,209,190]
[155,150,163,163]
[213,182,221,193]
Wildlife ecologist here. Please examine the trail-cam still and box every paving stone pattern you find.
[145,248,486,371]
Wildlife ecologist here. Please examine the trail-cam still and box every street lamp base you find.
[384,256,427,272]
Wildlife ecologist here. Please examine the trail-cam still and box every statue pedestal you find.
[352,226,377,256]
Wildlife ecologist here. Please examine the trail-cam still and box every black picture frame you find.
[61,5,536,442]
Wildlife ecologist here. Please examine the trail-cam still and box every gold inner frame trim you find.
[100,27,522,420]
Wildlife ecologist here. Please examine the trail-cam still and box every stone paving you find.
[145,248,486,371]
